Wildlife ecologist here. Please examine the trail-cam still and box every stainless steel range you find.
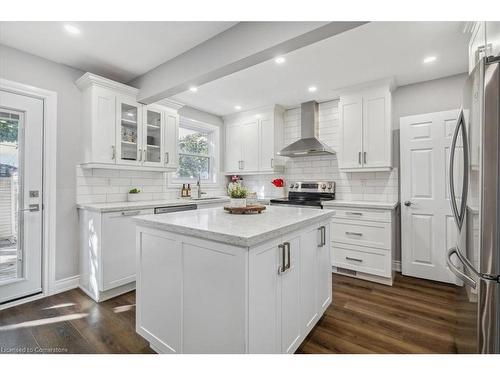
[270,181,335,209]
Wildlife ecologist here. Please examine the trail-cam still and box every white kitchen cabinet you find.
[280,234,301,353]
[339,84,392,172]
[78,207,153,302]
[117,96,143,166]
[241,119,260,171]
[224,105,285,174]
[469,22,487,73]
[143,105,164,167]
[486,22,500,59]
[248,223,330,354]
[164,110,180,169]
[469,22,500,73]
[76,72,180,172]
[136,219,331,353]
[339,94,363,169]
[327,205,397,286]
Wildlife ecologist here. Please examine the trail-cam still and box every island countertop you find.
[133,206,334,247]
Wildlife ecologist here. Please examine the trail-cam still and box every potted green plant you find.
[227,184,248,208]
[128,187,144,202]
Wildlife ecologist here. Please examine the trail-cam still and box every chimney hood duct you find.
[278,101,336,157]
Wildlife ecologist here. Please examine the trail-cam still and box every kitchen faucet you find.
[197,174,206,199]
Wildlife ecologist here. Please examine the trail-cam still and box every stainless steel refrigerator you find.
[447,55,500,354]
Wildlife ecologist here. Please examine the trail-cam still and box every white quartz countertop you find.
[322,200,399,210]
[133,206,334,247]
[77,197,230,213]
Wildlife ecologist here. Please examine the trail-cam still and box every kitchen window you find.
[172,118,219,184]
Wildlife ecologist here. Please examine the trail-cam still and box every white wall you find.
[393,73,466,130]
[0,44,83,281]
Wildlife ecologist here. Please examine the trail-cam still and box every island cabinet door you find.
[317,221,332,313]
[136,230,182,354]
[280,234,302,354]
[248,239,282,354]
[299,225,320,332]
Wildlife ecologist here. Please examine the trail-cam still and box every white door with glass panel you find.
[0,90,43,303]
[400,110,461,284]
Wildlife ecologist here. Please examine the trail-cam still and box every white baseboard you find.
[392,260,401,272]
[52,275,80,295]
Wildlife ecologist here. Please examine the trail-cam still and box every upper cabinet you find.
[338,83,393,172]
[223,105,285,174]
[76,73,180,171]
[486,22,500,59]
[468,21,500,73]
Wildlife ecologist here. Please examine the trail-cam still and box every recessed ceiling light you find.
[64,24,81,35]
[308,86,317,93]
[275,56,286,64]
[423,56,437,64]
[234,105,242,110]
[189,86,198,92]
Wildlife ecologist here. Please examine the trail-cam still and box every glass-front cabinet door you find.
[117,98,142,165]
[143,107,164,166]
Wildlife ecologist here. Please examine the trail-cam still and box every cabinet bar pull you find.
[363,152,367,164]
[284,242,291,271]
[271,158,274,168]
[143,149,147,161]
[241,160,245,170]
[318,226,326,247]
[138,148,142,161]
[346,211,363,216]
[111,145,116,160]
[165,152,169,164]
[345,231,363,236]
[358,151,361,164]
[346,256,363,262]
[278,244,286,274]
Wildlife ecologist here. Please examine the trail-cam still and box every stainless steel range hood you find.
[278,101,336,157]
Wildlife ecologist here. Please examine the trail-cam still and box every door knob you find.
[404,201,412,207]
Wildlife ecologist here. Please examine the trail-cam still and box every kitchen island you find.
[133,206,333,354]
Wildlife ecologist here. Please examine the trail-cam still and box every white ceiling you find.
[0,21,237,82]
[173,22,470,116]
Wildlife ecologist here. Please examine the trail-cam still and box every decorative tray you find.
[223,205,266,214]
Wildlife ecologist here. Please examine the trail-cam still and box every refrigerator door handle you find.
[449,109,469,231]
[447,247,477,289]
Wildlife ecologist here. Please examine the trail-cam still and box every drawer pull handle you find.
[121,210,141,216]
[346,212,363,216]
[346,256,363,262]
[345,231,363,236]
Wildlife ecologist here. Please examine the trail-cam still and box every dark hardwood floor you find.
[0,289,153,354]
[0,273,461,354]
[297,273,461,354]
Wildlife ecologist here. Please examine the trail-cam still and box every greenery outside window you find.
[173,118,219,184]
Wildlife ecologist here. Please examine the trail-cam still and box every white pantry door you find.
[0,90,43,304]
[400,110,461,284]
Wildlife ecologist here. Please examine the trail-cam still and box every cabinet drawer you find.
[329,207,391,223]
[332,243,391,278]
[330,219,390,249]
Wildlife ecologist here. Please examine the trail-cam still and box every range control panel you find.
[288,181,335,193]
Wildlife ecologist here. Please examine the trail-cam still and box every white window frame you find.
[170,117,221,186]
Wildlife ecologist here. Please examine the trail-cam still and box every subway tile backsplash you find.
[242,100,399,203]
[76,166,226,204]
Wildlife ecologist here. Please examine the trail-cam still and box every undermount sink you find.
[190,197,224,201]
